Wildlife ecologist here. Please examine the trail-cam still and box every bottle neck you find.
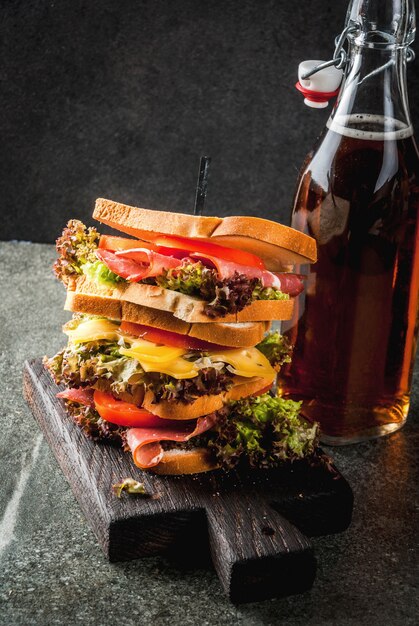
[327,42,413,140]
[346,0,416,48]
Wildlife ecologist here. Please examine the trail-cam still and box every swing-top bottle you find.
[279,0,419,443]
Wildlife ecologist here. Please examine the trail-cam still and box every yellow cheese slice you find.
[119,341,186,364]
[65,319,185,362]
[64,318,275,382]
[207,347,275,381]
[64,318,120,343]
[119,342,185,364]
[127,347,275,381]
[136,357,199,380]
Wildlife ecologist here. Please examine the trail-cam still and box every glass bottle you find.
[279,0,419,444]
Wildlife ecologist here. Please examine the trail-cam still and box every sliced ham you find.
[189,252,283,289]
[57,387,95,408]
[96,249,148,281]
[190,253,305,295]
[189,252,276,286]
[126,413,217,469]
[97,246,305,296]
[115,248,181,273]
[96,248,180,282]
[274,273,305,297]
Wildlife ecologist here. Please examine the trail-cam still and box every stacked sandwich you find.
[45,198,319,474]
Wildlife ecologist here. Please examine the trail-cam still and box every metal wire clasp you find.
[302,23,416,82]
[301,24,359,81]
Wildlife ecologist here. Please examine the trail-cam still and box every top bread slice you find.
[93,198,317,270]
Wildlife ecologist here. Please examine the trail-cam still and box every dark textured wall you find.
[2,0,419,242]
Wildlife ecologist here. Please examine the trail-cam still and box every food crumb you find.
[112,478,148,498]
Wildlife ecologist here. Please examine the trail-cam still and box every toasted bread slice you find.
[122,282,294,324]
[142,376,272,420]
[93,197,223,239]
[93,198,317,270]
[93,374,271,421]
[65,275,292,325]
[65,276,271,347]
[65,276,125,321]
[152,448,219,475]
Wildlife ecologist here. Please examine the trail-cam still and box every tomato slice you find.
[149,234,266,269]
[99,235,184,261]
[99,235,159,252]
[120,321,234,351]
[99,233,265,269]
[93,390,166,428]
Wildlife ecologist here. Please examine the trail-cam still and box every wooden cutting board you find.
[23,359,353,603]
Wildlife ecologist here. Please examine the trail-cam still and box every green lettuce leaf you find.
[156,261,215,296]
[64,401,127,444]
[252,285,290,301]
[44,317,234,404]
[156,260,290,317]
[256,331,292,370]
[81,260,123,286]
[54,220,100,285]
[44,340,145,395]
[209,393,319,470]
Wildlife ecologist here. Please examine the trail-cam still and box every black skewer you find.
[193,155,211,215]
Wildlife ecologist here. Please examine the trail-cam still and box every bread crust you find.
[64,277,271,347]
[93,198,317,269]
[64,276,294,326]
[211,217,317,265]
[151,448,219,475]
[93,198,222,239]
[142,376,273,420]
[122,282,294,323]
[65,288,122,321]
[186,320,271,346]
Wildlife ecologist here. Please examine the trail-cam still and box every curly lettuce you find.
[44,329,234,404]
[147,368,234,404]
[81,260,123,286]
[64,401,127,445]
[209,393,319,470]
[44,341,144,395]
[252,285,290,301]
[156,261,215,296]
[156,261,289,317]
[54,220,100,285]
[256,331,292,370]
[204,273,260,318]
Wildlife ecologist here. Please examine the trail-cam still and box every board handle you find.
[206,493,316,603]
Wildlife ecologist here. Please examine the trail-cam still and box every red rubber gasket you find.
[295,81,340,103]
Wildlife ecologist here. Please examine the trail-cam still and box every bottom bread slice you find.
[151,448,219,475]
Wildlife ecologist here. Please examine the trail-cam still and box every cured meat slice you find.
[190,253,305,295]
[57,387,95,408]
[189,253,281,288]
[96,248,180,282]
[126,413,217,469]
[273,273,305,297]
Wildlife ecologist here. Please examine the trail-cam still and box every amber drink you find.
[279,1,419,443]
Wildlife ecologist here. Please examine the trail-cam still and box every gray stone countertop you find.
[0,241,418,626]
